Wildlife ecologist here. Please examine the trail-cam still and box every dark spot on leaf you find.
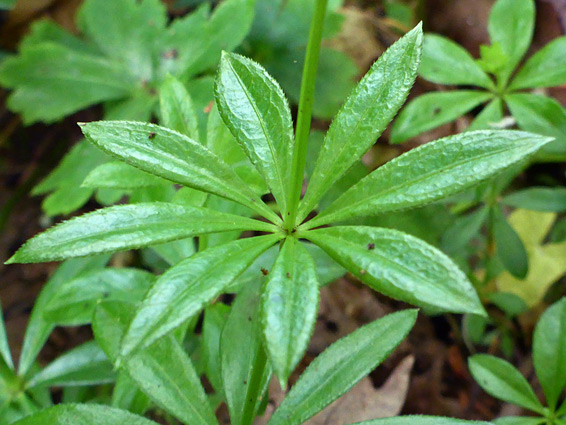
[148,132,156,139]
[102,292,110,298]
[433,107,441,115]
[163,49,178,59]
[243,380,247,385]
[286,272,291,279]
[367,243,375,250]
[247,315,252,321]
[261,268,269,276]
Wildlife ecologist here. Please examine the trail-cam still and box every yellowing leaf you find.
[496,209,566,306]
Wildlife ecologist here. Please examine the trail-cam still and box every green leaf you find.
[18,256,110,376]
[82,162,168,190]
[532,298,566,410]
[120,234,281,359]
[494,417,545,425]
[267,309,417,425]
[216,52,293,215]
[222,278,272,425]
[0,301,13,370]
[93,301,219,425]
[43,268,155,326]
[27,341,114,389]
[468,98,504,131]
[469,354,544,413]
[80,121,279,223]
[112,373,151,416]
[502,187,566,212]
[477,43,509,75]
[0,0,16,9]
[202,303,231,395]
[262,237,319,388]
[391,91,493,143]
[7,203,275,264]
[493,205,529,279]
[0,44,135,124]
[303,226,484,315]
[306,131,551,228]
[298,24,423,220]
[505,93,566,161]
[157,0,255,80]
[159,75,200,140]
[510,36,566,90]
[77,0,166,81]
[420,34,494,89]
[355,417,493,425]
[12,404,158,425]
[305,243,346,286]
[441,206,489,255]
[488,0,534,83]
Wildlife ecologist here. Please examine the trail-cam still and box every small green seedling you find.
[469,298,566,425]
[5,0,553,422]
[392,0,566,162]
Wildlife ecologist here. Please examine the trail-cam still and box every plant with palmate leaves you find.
[469,298,566,425]
[6,4,553,389]
[391,0,566,162]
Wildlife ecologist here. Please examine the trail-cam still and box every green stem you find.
[285,0,328,232]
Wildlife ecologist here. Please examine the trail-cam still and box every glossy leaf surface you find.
[222,279,272,425]
[267,310,417,425]
[80,121,279,222]
[93,301,219,425]
[13,404,157,425]
[159,75,200,140]
[7,203,274,263]
[262,237,319,387]
[120,234,281,358]
[420,34,493,89]
[303,226,484,315]
[307,131,551,227]
[43,268,155,326]
[533,298,566,409]
[299,24,422,219]
[391,91,492,143]
[27,341,114,388]
[82,162,167,189]
[216,52,293,214]
[469,354,544,413]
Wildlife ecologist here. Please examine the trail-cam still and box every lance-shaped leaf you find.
[391,91,493,143]
[533,298,566,410]
[302,226,484,315]
[420,34,494,89]
[502,187,566,212]
[216,52,293,215]
[262,237,319,388]
[355,417,493,425]
[18,256,110,376]
[305,131,552,228]
[159,75,200,140]
[468,98,504,131]
[222,278,272,425]
[202,303,230,395]
[43,268,155,326]
[469,354,544,414]
[27,341,114,389]
[298,24,422,220]
[0,301,13,370]
[267,309,417,425]
[488,0,534,84]
[82,162,168,190]
[12,404,158,425]
[120,234,282,359]
[7,202,276,264]
[493,206,529,279]
[510,37,566,90]
[93,301,219,425]
[80,121,280,223]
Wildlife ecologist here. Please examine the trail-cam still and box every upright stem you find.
[285,0,328,232]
